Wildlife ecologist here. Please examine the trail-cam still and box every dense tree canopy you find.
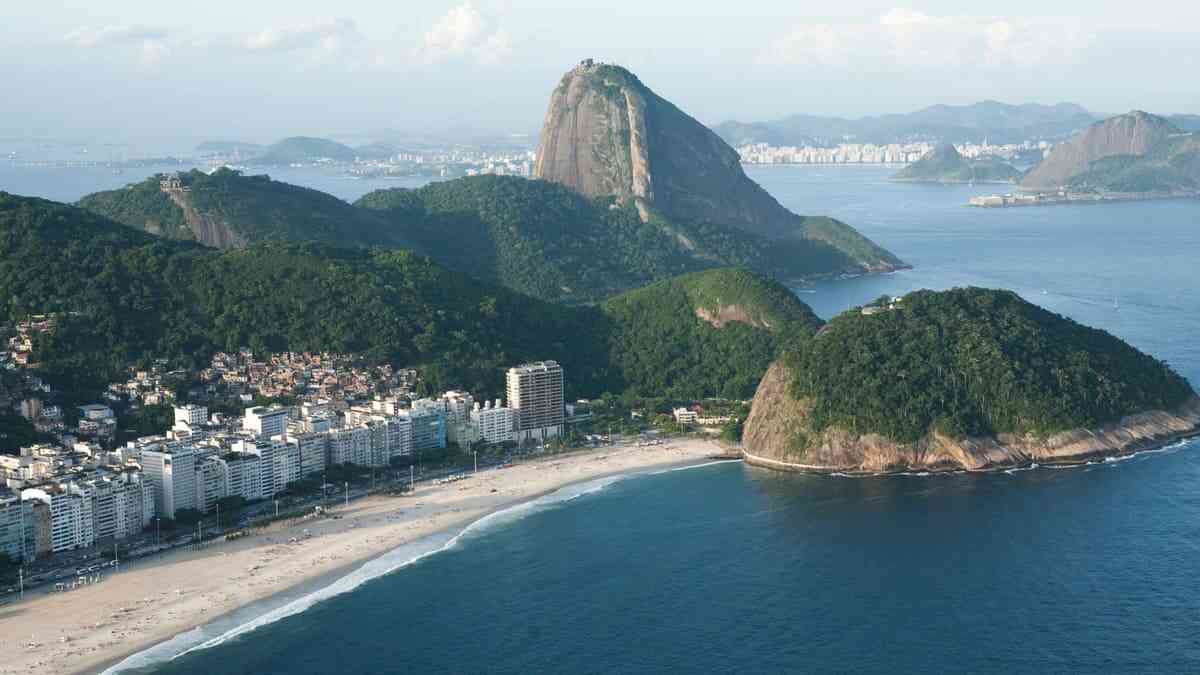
[785,288,1194,444]
[5,193,818,405]
[602,269,821,399]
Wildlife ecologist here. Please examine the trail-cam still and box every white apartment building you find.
[506,361,565,443]
[273,440,302,492]
[441,391,475,445]
[141,444,198,519]
[244,406,289,439]
[82,473,154,542]
[290,432,327,478]
[174,404,209,427]
[471,400,516,445]
[198,457,227,513]
[224,453,264,502]
[22,486,95,553]
[0,495,35,562]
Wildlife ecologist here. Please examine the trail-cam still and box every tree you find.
[216,496,247,527]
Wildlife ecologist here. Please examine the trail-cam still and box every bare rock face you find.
[163,190,246,249]
[1022,111,1178,190]
[534,60,905,272]
[743,360,1200,474]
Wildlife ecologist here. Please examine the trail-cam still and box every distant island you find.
[890,144,1021,184]
[742,288,1200,473]
[968,111,1200,206]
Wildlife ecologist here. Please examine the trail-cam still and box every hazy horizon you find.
[6,1,1200,151]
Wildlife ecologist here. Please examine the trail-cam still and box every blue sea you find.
[5,164,1200,673]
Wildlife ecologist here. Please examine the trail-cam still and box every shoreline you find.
[0,440,726,675]
[742,424,1200,476]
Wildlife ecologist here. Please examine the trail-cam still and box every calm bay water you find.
[5,164,1200,673]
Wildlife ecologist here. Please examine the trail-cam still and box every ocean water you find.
[6,164,1200,673]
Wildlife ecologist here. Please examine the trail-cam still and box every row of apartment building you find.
[0,360,565,560]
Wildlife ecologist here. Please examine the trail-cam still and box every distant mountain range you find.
[714,101,1100,146]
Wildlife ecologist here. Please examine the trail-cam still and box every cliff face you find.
[163,190,246,249]
[533,61,904,273]
[743,360,1200,473]
[1022,111,1178,190]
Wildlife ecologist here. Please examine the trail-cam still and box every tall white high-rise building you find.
[141,445,198,519]
[506,361,564,443]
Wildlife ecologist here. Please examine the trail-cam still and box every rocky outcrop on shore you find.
[743,360,1200,474]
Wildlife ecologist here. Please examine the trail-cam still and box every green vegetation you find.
[4,193,825,406]
[1067,136,1200,192]
[118,404,174,443]
[0,413,38,454]
[601,268,821,399]
[357,175,714,303]
[79,169,403,249]
[892,144,1021,183]
[76,177,190,238]
[253,136,357,165]
[1,192,610,402]
[784,288,1193,445]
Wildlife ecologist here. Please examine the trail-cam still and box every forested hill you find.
[358,175,894,304]
[601,268,822,400]
[781,288,1194,446]
[2,193,823,403]
[0,192,607,399]
[891,144,1021,184]
[78,169,404,250]
[356,176,714,303]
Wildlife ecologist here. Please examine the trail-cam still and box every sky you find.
[4,1,1200,151]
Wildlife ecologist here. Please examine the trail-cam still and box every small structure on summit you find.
[159,172,190,194]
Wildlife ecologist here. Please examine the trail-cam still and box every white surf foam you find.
[101,472,640,673]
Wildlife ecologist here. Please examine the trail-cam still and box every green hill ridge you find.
[5,193,814,403]
[891,144,1021,184]
[78,168,402,250]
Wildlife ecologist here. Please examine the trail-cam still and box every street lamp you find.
[156,517,160,547]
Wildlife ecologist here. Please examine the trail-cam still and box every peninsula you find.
[742,288,1200,473]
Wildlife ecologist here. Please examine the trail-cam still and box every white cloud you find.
[65,24,171,69]
[242,18,359,54]
[420,3,511,65]
[765,9,1095,70]
[66,24,168,48]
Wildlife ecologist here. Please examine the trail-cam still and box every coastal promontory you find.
[742,288,1199,473]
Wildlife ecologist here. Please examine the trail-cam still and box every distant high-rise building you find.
[505,361,564,443]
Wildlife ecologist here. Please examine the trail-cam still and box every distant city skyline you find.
[5,1,1200,151]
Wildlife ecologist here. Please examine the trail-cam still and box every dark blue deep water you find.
[7,165,1200,674]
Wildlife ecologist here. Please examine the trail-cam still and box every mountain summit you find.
[533,60,904,274]
[1021,111,1180,190]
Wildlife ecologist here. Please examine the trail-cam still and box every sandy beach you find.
[0,439,726,675]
